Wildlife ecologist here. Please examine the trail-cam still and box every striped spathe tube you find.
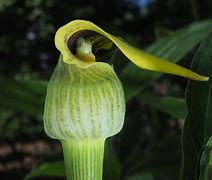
[43,55,125,180]
[44,57,125,140]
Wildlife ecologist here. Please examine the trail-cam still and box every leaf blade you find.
[199,136,212,180]
[25,161,65,179]
[180,30,212,180]
[140,91,186,119]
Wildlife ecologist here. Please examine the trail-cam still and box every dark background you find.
[0,0,212,179]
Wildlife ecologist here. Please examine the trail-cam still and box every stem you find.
[61,139,105,180]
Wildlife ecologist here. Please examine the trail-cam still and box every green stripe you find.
[44,59,125,140]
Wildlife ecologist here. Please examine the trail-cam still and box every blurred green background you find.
[0,0,212,180]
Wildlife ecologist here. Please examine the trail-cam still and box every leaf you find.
[141,91,187,119]
[123,137,181,179]
[0,80,47,116]
[120,20,212,100]
[199,136,212,180]
[126,174,155,180]
[180,30,212,180]
[25,161,65,179]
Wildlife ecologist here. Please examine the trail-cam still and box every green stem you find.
[61,139,105,180]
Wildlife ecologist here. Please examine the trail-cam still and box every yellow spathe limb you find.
[55,19,209,81]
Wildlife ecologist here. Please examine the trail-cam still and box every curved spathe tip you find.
[55,19,209,81]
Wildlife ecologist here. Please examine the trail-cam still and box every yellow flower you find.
[55,19,208,81]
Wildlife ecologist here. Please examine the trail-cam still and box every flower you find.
[55,19,209,81]
[43,20,208,180]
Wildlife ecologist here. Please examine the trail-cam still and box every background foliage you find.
[0,0,212,180]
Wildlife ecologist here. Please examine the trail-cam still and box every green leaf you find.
[25,161,65,179]
[180,30,212,180]
[126,174,155,180]
[141,91,187,119]
[123,137,181,179]
[120,20,212,100]
[0,80,47,116]
[199,136,212,180]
